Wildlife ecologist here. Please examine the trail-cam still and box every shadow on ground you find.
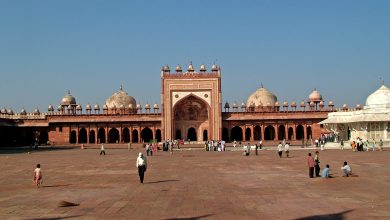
[163,214,214,220]
[0,146,76,155]
[24,215,82,220]
[295,210,353,220]
[145,179,179,184]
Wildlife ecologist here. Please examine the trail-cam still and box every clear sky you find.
[0,0,389,112]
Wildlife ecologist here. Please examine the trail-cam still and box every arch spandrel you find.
[172,91,211,109]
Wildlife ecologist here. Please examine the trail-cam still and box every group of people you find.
[349,138,383,152]
[205,140,226,151]
[277,141,290,158]
[145,143,157,156]
[307,151,352,178]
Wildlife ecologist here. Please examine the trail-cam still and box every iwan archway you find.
[173,95,210,142]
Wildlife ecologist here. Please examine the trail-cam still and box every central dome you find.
[105,86,136,109]
[365,84,390,109]
[61,90,76,106]
[247,84,277,107]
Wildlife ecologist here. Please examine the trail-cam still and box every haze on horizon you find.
[0,1,389,112]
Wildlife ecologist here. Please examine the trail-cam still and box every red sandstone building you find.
[0,64,333,147]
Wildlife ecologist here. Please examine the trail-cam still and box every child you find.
[33,164,43,187]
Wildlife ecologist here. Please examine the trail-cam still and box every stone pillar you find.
[242,126,246,142]
[87,127,90,144]
[76,127,79,144]
[285,124,288,141]
[130,126,133,143]
[106,126,109,143]
[275,125,279,141]
[153,126,156,141]
[293,125,297,141]
[261,124,265,141]
[138,127,141,143]
[250,125,254,142]
[119,126,122,143]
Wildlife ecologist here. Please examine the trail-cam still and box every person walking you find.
[284,142,290,158]
[136,152,147,183]
[33,164,43,187]
[100,144,106,155]
[314,151,321,177]
[277,142,283,158]
[255,144,258,156]
[307,153,315,178]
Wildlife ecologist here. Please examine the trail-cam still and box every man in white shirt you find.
[284,143,290,158]
[136,152,148,183]
[341,161,352,177]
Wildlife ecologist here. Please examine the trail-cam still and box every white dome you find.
[247,85,277,107]
[105,87,136,109]
[365,85,390,109]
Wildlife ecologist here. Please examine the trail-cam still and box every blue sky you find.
[0,1,389,112]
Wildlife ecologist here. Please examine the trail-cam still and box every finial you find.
[260,82,263,88]
[380,77,384,85]
[67,89,70,95]
[120,84,123,91]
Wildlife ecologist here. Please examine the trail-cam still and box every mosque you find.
[0,63,336,147]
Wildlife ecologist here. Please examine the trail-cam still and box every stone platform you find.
[0,147,389,220]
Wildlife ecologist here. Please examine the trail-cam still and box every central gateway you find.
[161,64,222,142]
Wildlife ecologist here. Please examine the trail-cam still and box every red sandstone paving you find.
[0,147,389,220]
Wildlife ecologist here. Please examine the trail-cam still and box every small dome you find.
[1,107,6,114]
[128,103,134,109]
[241,102,246,108]
[153,103,159,109]
[356,104,362,109]
[291,101,297,107]
[48,105,54,111]
[309,101,315,107]
[233,101,238,108]
[187,63,194,72]
[365,84,390,109]
[282,101,288,107]
[7,109,14,115]
[300,101,306,107]
[247,84,278,107]
[34,107,40,114]
[342,104,348,109]
[328,100,334,106]
[200,64,206,71]
[76,104,82,110]
[103,104,108,110]
[20,108,27,115]
[319,101,325,106]
[275,101,281,107]
[224,102,230,108]
[105,86,136,109]
[145,103,151,109]
[86,104,91,110]
[119,104,125,109]
[57,105,63,111]
[136,104,142,109]
[308,88,323,102]
[94,104,100,110]
[61,90,76,106]
[211,64,218,71]
[162,65,170,72]
[175,65,182,72]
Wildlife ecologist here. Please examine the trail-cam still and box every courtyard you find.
[0,146,389,220]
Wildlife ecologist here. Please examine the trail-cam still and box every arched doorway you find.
[222,127,229,141]
[187,127,197,141]
[264,125,275,140]
[109,128,119,143]
[78,128,87,143]
[296,125,304,140]
[203,130,208,141]
[70,130,77,144]
[288,127,294,140]
[231,126,243,141]
[278,125,285,140]
[122,128,130,143]
[173,95,209,142]
[155,129,162,142]
[254,125,261,141]
[245,128,251,141]
[98,128,105,143]
[39,130,49,144]
[306,126,312,140]
[132,129,138,143]
[175,129,182,140]
[89,130,96,143]
[141,127,153,142]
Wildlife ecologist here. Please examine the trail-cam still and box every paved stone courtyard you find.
[0,146,389,220]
